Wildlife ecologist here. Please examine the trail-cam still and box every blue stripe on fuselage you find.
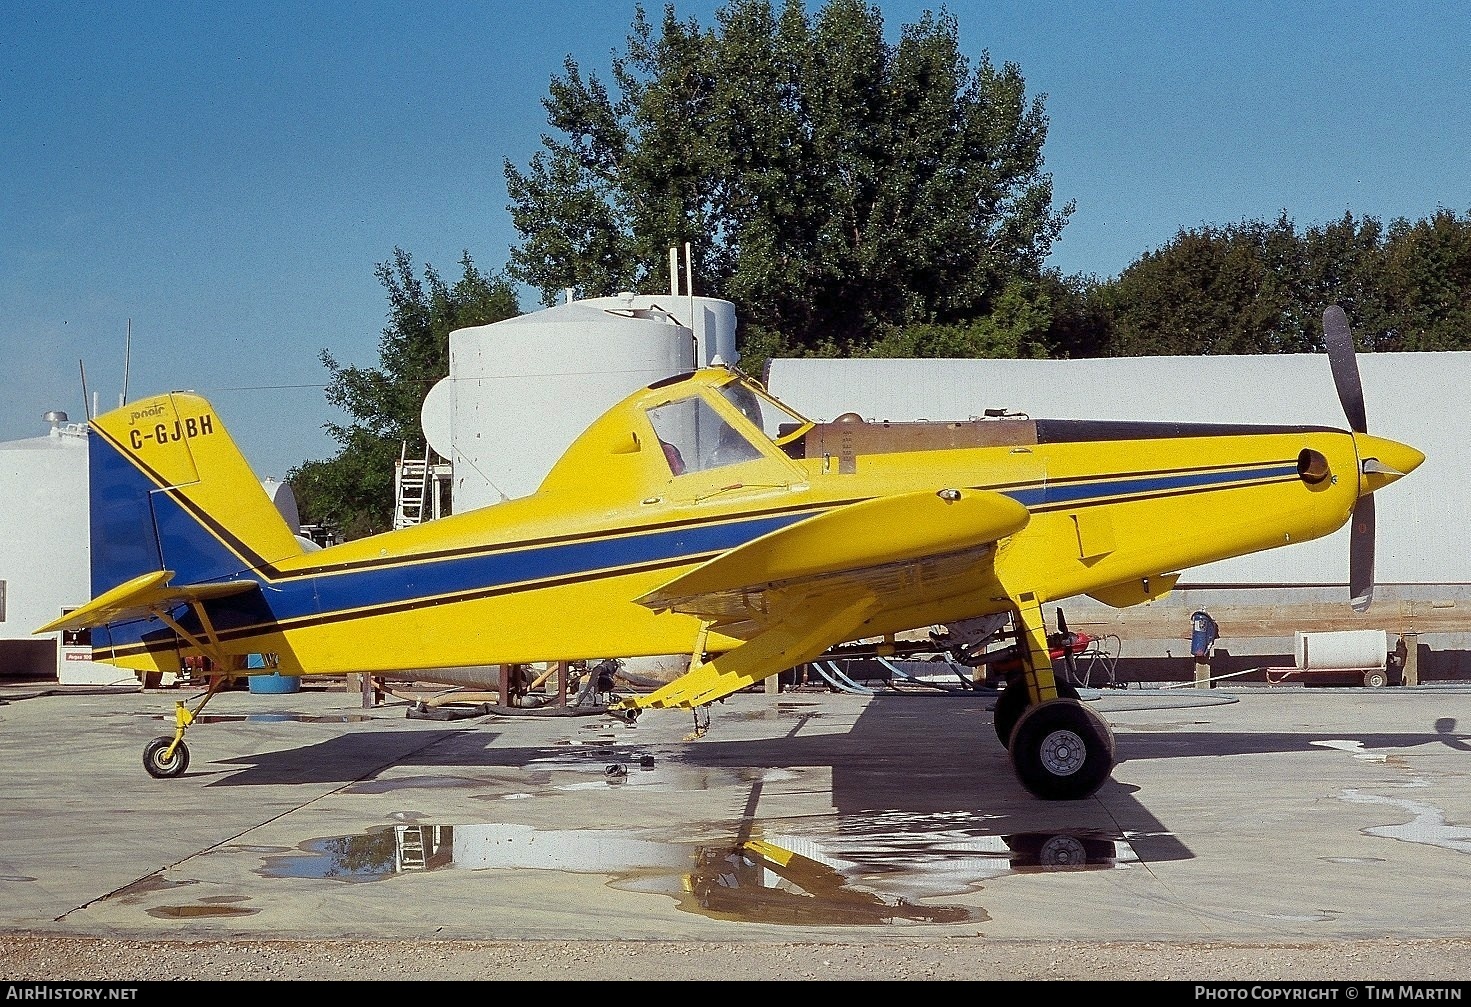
[1001,463,1296,508]
[102,509,812,649]
[303,512,806,618]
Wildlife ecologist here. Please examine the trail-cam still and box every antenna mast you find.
[79,360,91,420]
[685,241,697,362]
[121,318,132,407]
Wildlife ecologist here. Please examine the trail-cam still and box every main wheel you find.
[143,736,190,778]
[1007,698,1114,800]
[1363,668,1389,688]
[993,678,1079,745]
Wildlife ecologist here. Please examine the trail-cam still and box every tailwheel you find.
[993,678,1078,745]
[1007,698,1114,800]
[143,736,190,778]
[140,674,229,779]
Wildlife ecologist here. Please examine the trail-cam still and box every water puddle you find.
[113,876,197,899]
[1319,738,1471,855]
[1313,739,1390,762]
[159,713,376,725]
[1339,790,1471,854]
[146,904,258,919]
[108,875,264,919]
[257,819,1137,926]
[722,704,825,723]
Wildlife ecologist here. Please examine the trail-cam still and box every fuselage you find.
[88,369,1421,677]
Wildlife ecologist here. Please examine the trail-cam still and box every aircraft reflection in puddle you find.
[259,820,1134,926]
[148,713,376,725]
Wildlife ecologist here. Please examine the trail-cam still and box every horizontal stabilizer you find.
[34,570,259,635]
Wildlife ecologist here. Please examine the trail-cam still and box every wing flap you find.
[630,592,880,710]
[33,570,259,634]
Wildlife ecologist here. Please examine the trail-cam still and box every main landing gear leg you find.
[141,672,232,779]
[1002,595,1115,801]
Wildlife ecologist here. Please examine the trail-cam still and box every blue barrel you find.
[248,670,301,694]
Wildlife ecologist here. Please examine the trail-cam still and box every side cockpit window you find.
[647,396,764,476]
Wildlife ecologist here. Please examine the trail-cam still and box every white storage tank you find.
[1294,630,1389,671]
[421,294,738,512]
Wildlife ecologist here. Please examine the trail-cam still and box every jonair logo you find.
[129,402,168,424]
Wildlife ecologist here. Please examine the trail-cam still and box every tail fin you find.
[88,392,304,596]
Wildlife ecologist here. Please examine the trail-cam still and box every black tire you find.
[1363,668,1389,688]
[143,737,189,779]
[993,678,1079,745]
[1007,698,1115,800]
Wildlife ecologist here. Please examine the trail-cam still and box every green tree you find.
[1293,211,1388,350]
[1084,208,1471,359]
[1099,215,1306,357]
[865,277,1056,359]
[289,249,520,539]
[1377,208,1471,350]
[504,0,1071,361]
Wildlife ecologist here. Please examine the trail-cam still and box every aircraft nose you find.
[1353,433,1425,494]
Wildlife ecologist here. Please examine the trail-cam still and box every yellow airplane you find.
[38,305,1423,800]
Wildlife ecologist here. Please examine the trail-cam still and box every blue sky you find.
[4,1,1467,481]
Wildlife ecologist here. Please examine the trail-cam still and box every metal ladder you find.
[395,825,427,871]
[394,442,430,530]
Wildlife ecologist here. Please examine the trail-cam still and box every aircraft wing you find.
[34,570,260,635]
[626,489,1029,710]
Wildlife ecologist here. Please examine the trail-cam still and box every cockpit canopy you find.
[643,372,812,477]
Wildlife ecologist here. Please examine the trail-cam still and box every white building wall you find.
[766,352,1465,589]
[0,423,132,684]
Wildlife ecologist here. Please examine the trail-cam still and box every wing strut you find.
[1015,595,1063,705]
[152,599,234,673]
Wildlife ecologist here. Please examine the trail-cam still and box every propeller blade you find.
[1326,305,1376,611]
[1348,495,1375,613]
[1324,304,1368,434]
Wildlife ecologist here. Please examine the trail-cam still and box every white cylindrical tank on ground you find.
[1294,630,1389,670]
[261,477,301,531]
[421,294,738,512]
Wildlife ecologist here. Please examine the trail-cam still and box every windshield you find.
[716,379,811,445]
[646,395,764,476]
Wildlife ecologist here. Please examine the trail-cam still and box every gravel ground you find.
[5,934,1471,982]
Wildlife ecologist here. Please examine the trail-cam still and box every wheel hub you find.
[1039,728,1086,776]
[1038,835,1087,866]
